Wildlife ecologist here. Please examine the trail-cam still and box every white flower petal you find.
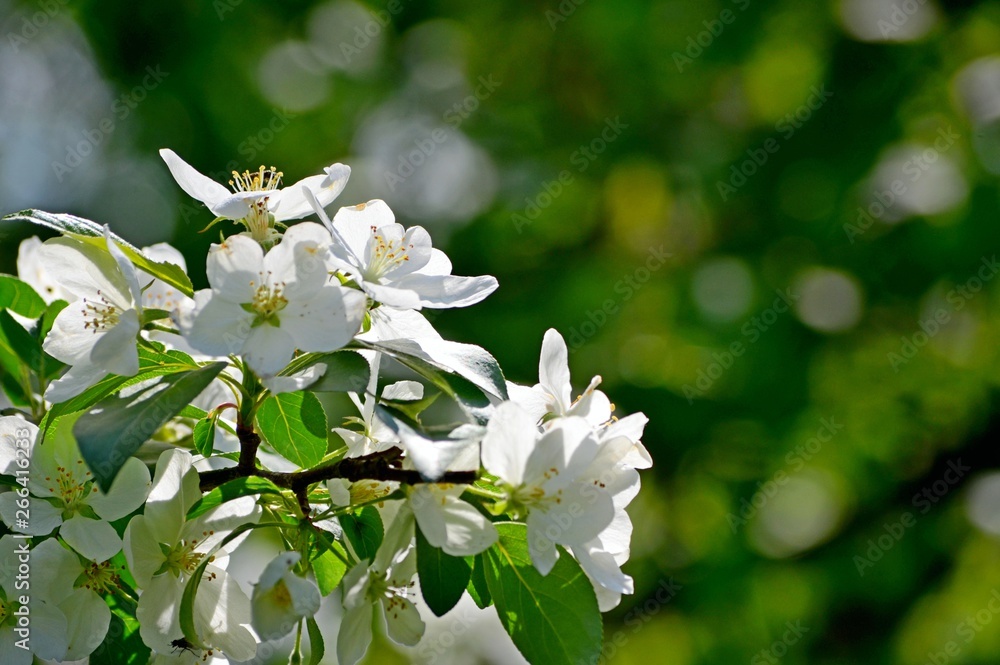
[261,364,326,395]
[196,566,256,661]
[90,308,141,377]
[61,587,112,660]
[242,324,297,378]
[0,493,63,535]
[539,328,572,409]
[60,514,122,563]
[44,363,109,402]
[392,273,499,309]
[35,237,132,307]
[88,457,151,521]
[363,282,423,309]
[336,602,374,665]
[280,286,366,353]
[410,488,498,556]
[270,173,343,221]
[206,235,264,303]
[180,291,255,358]
[380,594,425,646]
[104,226,144,306]
[333,200,396,261]
[144,448,200,545]
[159,149,263,219]
[525,518,560,576]
[0,416,36,475]
[24,537,83,604]
[26,599,69,661]
[136,572,183,653]
[481,402,540,486]
[0,628,33,665]
[122,515,165,589]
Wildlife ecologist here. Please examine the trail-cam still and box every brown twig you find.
[198,425,478,497]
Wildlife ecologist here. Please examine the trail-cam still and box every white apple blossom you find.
[337,512,424,665]
[251,551,321,640]
[139,242,191,314]
[16,236,72,304]
[160,148,351,246]
[507,328,613,428]
[481,402,615,575]
[0,536,115,663]
[406,485,498,556]
[123,449,259,660]
[0,415,150,562]
[176,222,367,377]
[306,194,498,310]
[37,228,145,402]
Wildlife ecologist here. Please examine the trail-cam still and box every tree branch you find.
[198,425,478,498]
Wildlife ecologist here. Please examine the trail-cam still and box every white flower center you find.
[245,273,288,327]
[229,166,283,244]
[81,292,122,333]
[80,560,123,594]
[365,227,413,280]
[507,467,563,519]
[369,569,416,610]
[43,460,97,512]
[163,532,215,577]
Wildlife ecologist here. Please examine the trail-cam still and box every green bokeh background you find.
[3,0,1000,663]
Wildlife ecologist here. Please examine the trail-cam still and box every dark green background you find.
[3,0,1000,663]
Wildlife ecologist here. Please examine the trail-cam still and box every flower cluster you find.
[0,149,650,665]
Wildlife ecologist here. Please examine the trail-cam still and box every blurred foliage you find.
[3,0,1000,663]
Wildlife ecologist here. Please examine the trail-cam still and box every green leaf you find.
[74,362,227,491]
[468,553,493,609]
[306,617,325,665]
[192,417,216,457]
[187,476,283,520]
[0,309,51,375]
[340,506,384,561]
[256,391,328,468]
[305,350,371,393]
[311,538,349,596]
[0,274,46,318]
[366,338,507,400]
[37,299,69,350]
[39,345,203,436]
[354,340,496,423]
[416,525,472,616]
[482,523,603,665]
[381,391,440,421]
[2,209,194,297]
